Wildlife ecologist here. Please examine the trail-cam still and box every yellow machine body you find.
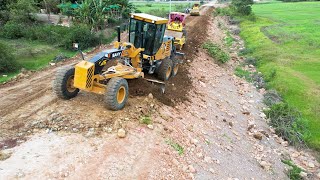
[166,12,187,50]
[72,13,174,95]
[168,21,183,32]
[74,61,95,91]
[191,3,200,16]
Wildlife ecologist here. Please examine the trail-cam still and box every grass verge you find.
[238,1,320,149]
[202,42,230,64]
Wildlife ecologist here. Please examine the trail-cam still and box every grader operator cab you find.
[165,12,187,50]
[190,3,200,16]
[53,13,182,110]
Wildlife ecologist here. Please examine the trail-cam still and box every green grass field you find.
[133,2,192,17]
[0,39,76,83]
[240,2,320,149]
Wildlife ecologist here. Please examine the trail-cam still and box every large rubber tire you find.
[53,66,79,99]
[183,29,187,43]
[170,45,176,59]
[105,77,129,111]
[157,58,173,81]
[171,59,179,77]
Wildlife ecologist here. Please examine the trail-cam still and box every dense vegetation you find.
[0,0,133,80]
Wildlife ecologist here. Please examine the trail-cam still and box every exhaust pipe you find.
[117,26,121,42]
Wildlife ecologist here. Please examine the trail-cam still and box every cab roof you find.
[169,12,187,15]
[130,13,168,24]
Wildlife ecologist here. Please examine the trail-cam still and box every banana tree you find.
[73,0,108,31]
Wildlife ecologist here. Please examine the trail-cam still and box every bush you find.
[3,23,101,50]
[265,102,308,147]
[263,90,282,106]
[1,21,24,39]
[235,67,251,81]
[214,7,234,17]
[282,160,303,180]
[8,0,37,24]
[0,42,20,73]
[62,25,100,50]
[244,57,257,66]
[231,0,254,16]
[107,17,120,25]
[202,42,230,63]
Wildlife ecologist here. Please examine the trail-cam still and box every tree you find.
[59,0,135,31]
[0,0,15,24]
[8,0,37,23]
[231,0,253,16]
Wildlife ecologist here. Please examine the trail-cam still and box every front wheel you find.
[53,66,79,99]
[105,77,129,111]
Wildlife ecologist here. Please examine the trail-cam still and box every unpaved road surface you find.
[1,2,319,180]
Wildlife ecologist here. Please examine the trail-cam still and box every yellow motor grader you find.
[53,13,182,110]
[190,3,200,16]
[165,12,187,50]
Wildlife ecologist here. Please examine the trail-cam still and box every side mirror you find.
[73,43,79,50]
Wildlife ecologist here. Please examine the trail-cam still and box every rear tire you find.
[157,58,173,81]
[182,29,187,44]
[171,59,179,77]
[105,77,129,111]
[53,66,79,99]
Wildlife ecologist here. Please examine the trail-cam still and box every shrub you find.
[1,21,24,39]
[62,25,99,50]
[202,42,230,63]
[244,57,257,66]
[235,67,252,81]
[0,42,20,73]
[166,139,184,155]
[8,0,37,24]
[282,160,304,180]
[239,48,253,56]
[265,102,308,148]
[140,115,152,125]
[107,17,120,25]
[263,90,282,106]
[251,72,265,89]
[1,22,105,51]
[231,0,254,16]
[214,7,234,17]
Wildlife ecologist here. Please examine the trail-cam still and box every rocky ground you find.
[0,2,319,180]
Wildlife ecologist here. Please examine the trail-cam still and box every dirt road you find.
[1,2,319,180]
